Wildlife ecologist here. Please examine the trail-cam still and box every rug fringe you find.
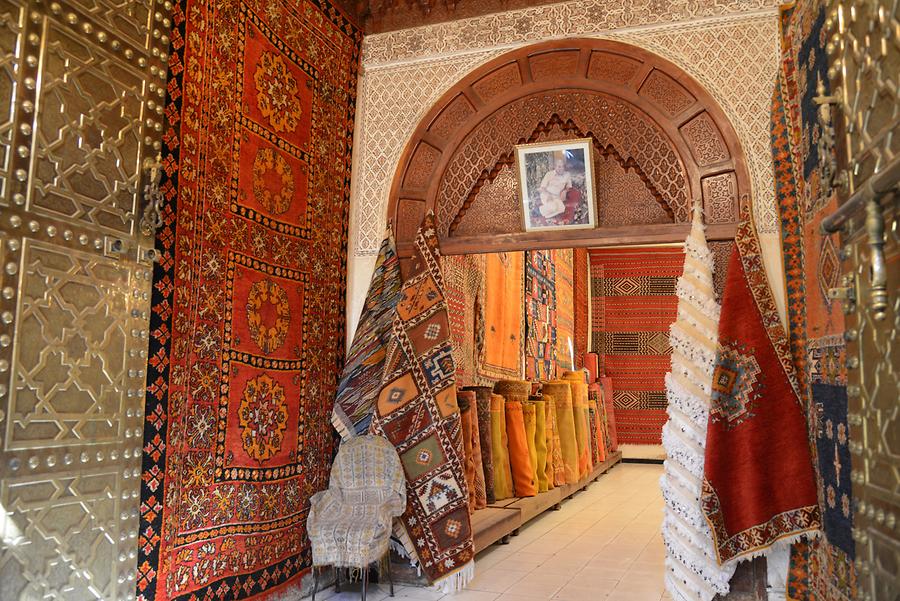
[722,528,821,567]
[389,538,410,559]
[430,560,475,594]
[392,523,422,575]
[330,411,355,441]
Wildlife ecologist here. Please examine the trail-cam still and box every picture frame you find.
[515,138,597,233]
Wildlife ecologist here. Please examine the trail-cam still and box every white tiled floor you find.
[313,463,669,601]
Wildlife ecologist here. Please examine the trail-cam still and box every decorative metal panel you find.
[825,0,900,599]
[842,203,899,601]
[827,0,898,196]
[0,1,172,600]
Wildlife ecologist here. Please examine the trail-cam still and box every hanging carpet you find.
[478,252,524,381]
[660,206,735,601]
[137,1,360,599]
[702,207,820,564]
[589,247,684,444]
[443,253,485,387]
[554,249,576,371]
[368,213,475,591]
[524,250,557,380]
[573,248,590,366]
[772,2,858,598]
[334,230,402,438]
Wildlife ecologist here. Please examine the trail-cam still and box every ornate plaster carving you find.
[351,5,780,256]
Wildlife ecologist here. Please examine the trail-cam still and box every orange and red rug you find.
[588,247,683,444]
[138,2,360,599]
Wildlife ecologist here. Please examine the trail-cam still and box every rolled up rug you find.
[521,401,540,490]
[587,402,600,466]
[543,395,565,487]
[584,352,600,383]
[562,372,592,477]
[464,386,495,504]
[528,396,549,492]
[542,381,579,484]
[504,398,536,497]
[490,393,514,500]
[599,376,618,451]
[458,391,477,513]
[495,379,532,400]
[588,384,608,462]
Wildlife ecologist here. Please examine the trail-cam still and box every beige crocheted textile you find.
[308,435,406,568]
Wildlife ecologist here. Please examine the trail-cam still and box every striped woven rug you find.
[588,247,684,444]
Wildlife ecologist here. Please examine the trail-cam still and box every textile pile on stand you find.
[701,205,820,564]
[366,214,475,592]
[660,205,735,601]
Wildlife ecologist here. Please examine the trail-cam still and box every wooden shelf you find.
[473,451,623,553]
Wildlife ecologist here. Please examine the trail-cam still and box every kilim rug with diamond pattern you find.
[588,247,684,444]
[369,213,475,591]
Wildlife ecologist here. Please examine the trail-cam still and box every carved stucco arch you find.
[387,38,751,259]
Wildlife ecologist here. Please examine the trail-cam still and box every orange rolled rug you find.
[496,381,536,498]
[458,390,487,510]
[542,381,579,484]
[521,401,540,490]
[490,393,514,500]
[562,372,592,477]
[458,391,478,513]
[504,399,536,497]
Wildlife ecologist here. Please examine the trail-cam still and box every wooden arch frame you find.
[386,38,751,258]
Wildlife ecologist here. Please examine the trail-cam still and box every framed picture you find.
[515,138,597,232]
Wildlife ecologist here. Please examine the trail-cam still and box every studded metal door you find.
[822,1,899,600]
[0,2,172,599]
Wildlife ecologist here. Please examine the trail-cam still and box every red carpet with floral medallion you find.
[137,2,360,599]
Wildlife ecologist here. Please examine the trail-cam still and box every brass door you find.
[824,1,899,599]
[0,2,172,599]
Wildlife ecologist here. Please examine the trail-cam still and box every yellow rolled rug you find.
[542,394,564,487]
[489,393,514,500]
[521,401,540,491]
[541,381,579,484]
[528,396,549,492]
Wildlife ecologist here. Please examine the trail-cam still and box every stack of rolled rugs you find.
[455,372,616,510]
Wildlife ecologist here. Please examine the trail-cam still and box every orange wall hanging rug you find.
[138,1,361,599]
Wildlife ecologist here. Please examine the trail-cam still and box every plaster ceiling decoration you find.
[350,3,780,257]
[386,39,750,258]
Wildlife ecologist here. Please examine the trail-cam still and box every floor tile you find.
[468,568,532,593]
[393,464,670,601]
[552,581,616,600]
[503,572,570,599]
[447,591,501,601]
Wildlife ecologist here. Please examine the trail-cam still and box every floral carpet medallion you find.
[138,1,360,599]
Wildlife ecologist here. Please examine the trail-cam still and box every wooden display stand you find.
[472,450,623,553]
